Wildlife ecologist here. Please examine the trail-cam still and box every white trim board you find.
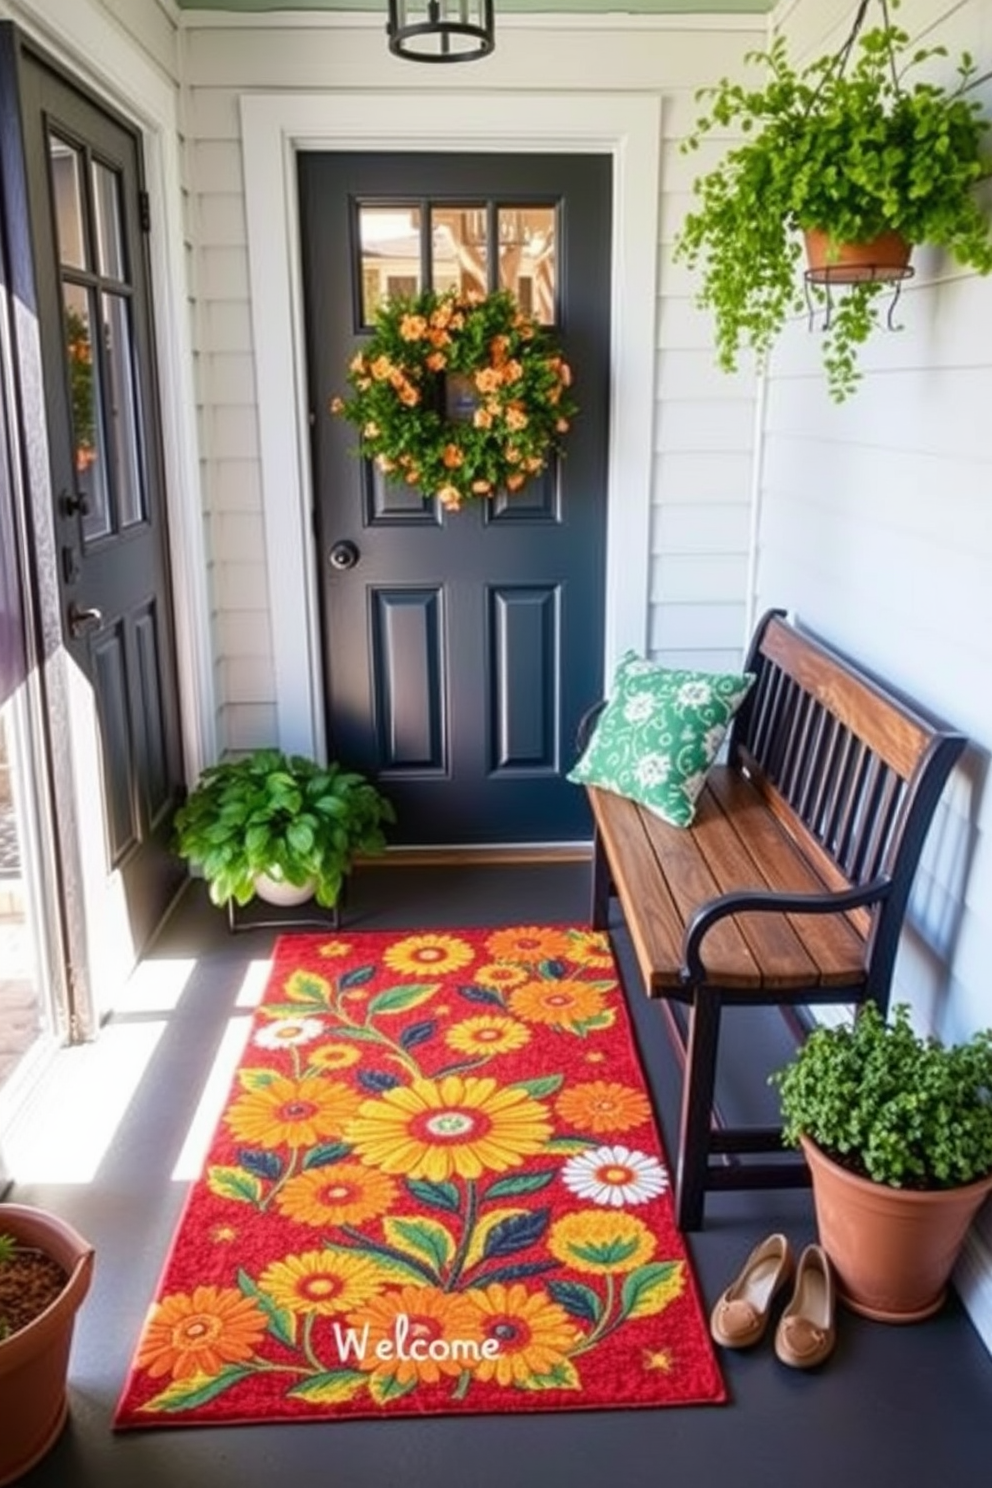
[241,89,662,757]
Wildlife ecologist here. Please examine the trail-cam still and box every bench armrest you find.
[680,878,892,984]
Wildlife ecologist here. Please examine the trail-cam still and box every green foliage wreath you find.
[330,288,577,510]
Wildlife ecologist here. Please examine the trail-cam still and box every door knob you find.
[329,540,360,571]
[62,489,90,517]
[68,602,103,637]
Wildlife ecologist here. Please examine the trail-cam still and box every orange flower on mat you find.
[473,962,529,991]
[383,933,475,977]
[225,1074,361,1150]
[348,1075,552,1181]
[554,1080,652,1134]
[258,1250,386,1317]
[564,930,616,970]
[136,1285,267,1381]
[344,1285,483,1385]
[445,1015,531,1057]
[317,941,352,959]
[508,979,607,1031]
[485,926,574,964]
[463,1283,580,1386]
[548,1211,656,1275]
[275,1163,398,1228]
[308,1041,361,1072]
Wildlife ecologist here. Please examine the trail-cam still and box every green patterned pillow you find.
[568,654,755,827]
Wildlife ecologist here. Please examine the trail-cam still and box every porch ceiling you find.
[174,1,775,12]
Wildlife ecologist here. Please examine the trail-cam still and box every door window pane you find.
[431,206,487,297]
[48,135,87,271]
[498,206,557,324]
[92,161,126,281]
[102,293,145,527]
[63,283,110,541]
[359,206,422,323]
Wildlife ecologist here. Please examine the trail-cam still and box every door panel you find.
[17,50,184,964]
[299,152,611,845]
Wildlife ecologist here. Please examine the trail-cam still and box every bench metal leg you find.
[591,826,611,929]
[675,990,722,1231]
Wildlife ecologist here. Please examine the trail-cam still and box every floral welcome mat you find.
[115,927,724,1427]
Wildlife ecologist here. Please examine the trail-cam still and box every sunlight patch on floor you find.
[234,955,274,1009]
[2,1020,166,1182]
[117,955,197,1014]
[171,1012,255,1181]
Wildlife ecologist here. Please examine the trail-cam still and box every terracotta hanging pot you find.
[0,1204,95,1485]
[803,228,913,285]
[800,1136,992,1323]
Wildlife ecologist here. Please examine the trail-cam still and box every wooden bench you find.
[583,610,966,1230]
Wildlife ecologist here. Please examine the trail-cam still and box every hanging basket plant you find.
[674,0,992,400]
[330,288,577,510]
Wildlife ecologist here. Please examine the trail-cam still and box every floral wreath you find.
[330,288,577,511]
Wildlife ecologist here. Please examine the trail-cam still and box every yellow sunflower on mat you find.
[508,979,607,1031]
[225,1074,362,1150]
[348,1074,552,1180]
[344,1285,484,1386]
[548,1211,657,1275]
[463,1282,580,1386]
[445,1015,532,1057]
[383,933,475,976]
[136,1285,268,1381]
[258,1250,386,1317]
[308,1041,361,1072]
[485,926,574,964]
[275,1163,399,1227]
[473,962,529,991]
[554,1080,652,1133]
[564,929,616,970]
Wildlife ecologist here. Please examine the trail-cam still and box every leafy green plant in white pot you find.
[173,748,395,909]
[675,0,992,400]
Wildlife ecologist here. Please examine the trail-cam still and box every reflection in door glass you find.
[62,283,110,541]
[431,207,487,298]
[48,135,87,270]
[498,207,556,323]
[92,161,126,281]
[359,207,422,323]
[102,293,145,527]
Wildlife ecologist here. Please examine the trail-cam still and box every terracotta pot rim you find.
[799,1134,992,1205]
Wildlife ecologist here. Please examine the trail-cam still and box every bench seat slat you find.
[705,770,868,986]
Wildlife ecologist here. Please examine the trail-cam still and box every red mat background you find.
[115,926,724,1426]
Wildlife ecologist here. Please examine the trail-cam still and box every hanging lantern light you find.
[387,0,495,64]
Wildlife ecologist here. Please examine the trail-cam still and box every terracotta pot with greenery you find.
[173,748,395,910]
[0,1205,95,1485]
[674,0,992,400]
[771,1003,992,1322]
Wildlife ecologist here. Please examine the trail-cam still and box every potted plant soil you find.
[674,0,992,399]
[0,1205,95,1485]
[173,748,395,910]
[771,1003,992,1322]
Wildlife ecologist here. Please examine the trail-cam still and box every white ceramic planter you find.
[253,871,316,908]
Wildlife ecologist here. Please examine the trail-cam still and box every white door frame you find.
[241,91,661,759]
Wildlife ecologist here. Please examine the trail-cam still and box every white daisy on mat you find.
[562,1144,669,1207]
[254,1016,325,1049]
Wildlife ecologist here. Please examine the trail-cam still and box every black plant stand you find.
[226,894,342,935]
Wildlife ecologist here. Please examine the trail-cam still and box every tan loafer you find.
[774,1243,836,1369]
[710,1233,794,1348]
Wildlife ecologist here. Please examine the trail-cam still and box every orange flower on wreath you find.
[508,979,607,1031]
[136,1285,267,1381]
[484,926,574,964]
[275,1162,399,1227]
[463,1282,580,1387]
[225,1073,362,1150]
[554,1080,652,1134]
[348,1074,552,1181]
[383,932,475,977]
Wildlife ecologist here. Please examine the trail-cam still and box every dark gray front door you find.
[17,49,185,947]
[299,152,611,845]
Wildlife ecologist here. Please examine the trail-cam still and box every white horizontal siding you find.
[758,0,992,1353]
